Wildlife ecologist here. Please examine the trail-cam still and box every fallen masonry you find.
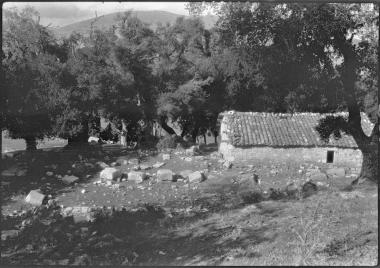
[127,171,147,183]
[100,167,121,180]
[25,190,46,206]
[162,154,171,161]
[152,162,165,168]
[188,171,206,183]
[62,175,80,185]
[157,169,174,182]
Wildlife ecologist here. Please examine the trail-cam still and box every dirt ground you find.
[1,144,378,265]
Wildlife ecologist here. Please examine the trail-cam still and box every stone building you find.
[218,111,374,171]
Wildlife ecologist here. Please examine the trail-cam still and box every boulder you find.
[63,206,95,223]
[25,190,46,206]
[96,161,109,169]
[140,164,152,170]
[1,230,20,241]
[179,170,193,180]
[326,167,346,178]
[184,157,193,162]
[127,171,147,183]
[223,161,232,169]
[152,162,165,168]
[188,171,206,183]
[302,181,318,197]
[88,136,100,143]
[157,169,174,182]
[62,175,80,185]
[162,154,171,161]
[128,158,140,165]
[100,167,121,180]
[309,172,328,181]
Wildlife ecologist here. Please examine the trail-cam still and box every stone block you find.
[152,162,165,168]
[127,171,147,183]
[162,154,171,161]
[326,167,345,178]
[100,167,121,180]
[128,158,140,165]
[188,171,206,183]
[309,172,327,181]
[157,169,174,182]
[62,175,80,185]
[179,170,193,180]
[25,190,46,206]
[140,164,152,170]
[96,161,109,169]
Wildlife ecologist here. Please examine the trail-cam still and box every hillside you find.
[52,10,217,38]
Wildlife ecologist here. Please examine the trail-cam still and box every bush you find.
[100,123,119,143]
[239,190,264,204]
[156,135,185,151]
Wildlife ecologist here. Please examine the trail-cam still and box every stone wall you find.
[219,142,363,169]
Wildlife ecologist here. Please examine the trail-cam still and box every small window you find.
[327,151,334,163]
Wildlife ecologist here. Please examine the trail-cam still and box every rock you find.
[285,182,299,198]
[96,161,109,169]
[110,162,118,167]
[119,159,129,166]
[162,154,171,161]
[63,206,94,223]
[185,146,198,156]
[302,181,318,197]
[179,170,193,180]
[153,162,165,168]
[46,171,54,176]
[88,136,100,143]
[62,175,80,185]
[157,169,174,182]
[184,157,192,162]
[223,161,232,169]
[1,166,20,177]
[25,190,46,206]
[326,167,346,178]
[1,230,20,241]
[128,171,147,183]
[140,164,152,170]
[100,167,121,181]
[81,189,87,194]
[308,172,328,181]
[128,158,140,165]
[194,156,205,161]
[339,191,365,199]
[188,171,206,183]
[132,165,141,171]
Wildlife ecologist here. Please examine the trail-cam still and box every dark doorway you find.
[327,151,334,163]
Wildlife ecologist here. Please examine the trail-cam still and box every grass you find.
[1,144,378,265]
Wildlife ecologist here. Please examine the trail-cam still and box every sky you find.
[2,2,190,27]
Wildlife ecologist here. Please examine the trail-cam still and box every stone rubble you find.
[25,190,46,206]
[99,167,121,181]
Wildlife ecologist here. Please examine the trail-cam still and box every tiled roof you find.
[219,111,374,148]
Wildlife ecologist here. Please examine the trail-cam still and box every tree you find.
[189,2,378,182]
[2,7,63,150]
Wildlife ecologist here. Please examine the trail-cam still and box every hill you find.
[52,10,217,38]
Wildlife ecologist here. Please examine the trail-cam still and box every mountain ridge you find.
[52,10,217,38]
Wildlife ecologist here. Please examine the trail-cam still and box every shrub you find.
[239,190,263,204]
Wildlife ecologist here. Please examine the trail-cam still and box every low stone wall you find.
[219,142,363,169]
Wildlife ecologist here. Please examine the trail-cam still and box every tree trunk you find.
[25,137,37,151]
[203,134,207,144]
[191,127,199,143]
[357,145,378,182]
[120,119,127,147]
[213,130,218,144]
[159,117,176,136]
[67,119,89,147]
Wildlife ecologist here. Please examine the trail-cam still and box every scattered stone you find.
[302,181,318,197]
[326,167,346,178]
[1,230,20,241]
[152,162,165,168]
[194,156,205,161]
[157,169,174,182]
[1,166,25,177]
[96,161,109,169]
[309,172,328,181]
[62,206,94,223]
[140,164,152,170]
[185,146,198,156]
[188,171,206,183]
[110,162,118,167]
[162,154,171,161]
[128,171,147,183]
[81,189,87,194]
[25,190,46,206]
[128,158,140,165]
[132,165,141,171]
[184,157,192,162]
[46,171,54,176]
[88,136,100,143]
[62,175,80,185]
[100,167,121,181]
[106,181,113,186]
[179,170,193,180]
[56,174,62,179]
[223,161,232,169]
[339,191,365,199]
